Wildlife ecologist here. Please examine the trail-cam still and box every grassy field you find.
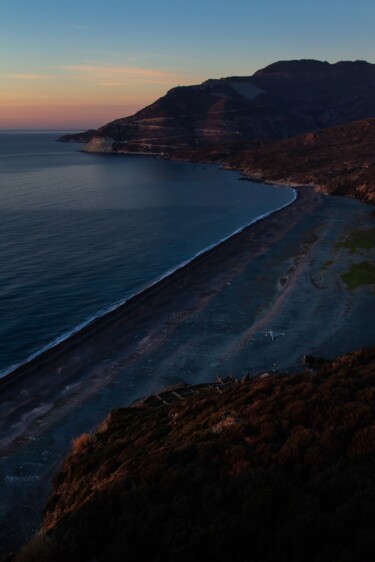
[341,261,375,290]
[336,227,375,252]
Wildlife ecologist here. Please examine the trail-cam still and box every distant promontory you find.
[59,59,375,203]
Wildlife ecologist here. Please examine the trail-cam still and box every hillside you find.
[183,119,375,203]
[12,346,375,562]
[59,59,375,153]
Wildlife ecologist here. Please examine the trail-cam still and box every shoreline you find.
[0,185,297,384]
[0,185,372,454]
[0,186,312,458]
[77,143,316,191]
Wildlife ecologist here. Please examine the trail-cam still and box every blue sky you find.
[0,0,374,128]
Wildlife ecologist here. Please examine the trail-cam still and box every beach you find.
[0,186,374,551]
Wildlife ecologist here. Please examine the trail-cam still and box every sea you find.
[0,131,295,377]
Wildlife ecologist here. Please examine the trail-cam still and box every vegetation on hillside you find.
[336,228,375,252]
[341,261,375,290]
[9,346,375,562]
[227,119,375,204]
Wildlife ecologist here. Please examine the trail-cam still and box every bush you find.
[71,432,94,454]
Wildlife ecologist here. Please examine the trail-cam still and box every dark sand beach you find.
[0,187,374,552]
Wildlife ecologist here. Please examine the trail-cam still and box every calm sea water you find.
[0,132,294,376]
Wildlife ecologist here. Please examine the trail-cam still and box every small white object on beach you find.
[265,329,286,342]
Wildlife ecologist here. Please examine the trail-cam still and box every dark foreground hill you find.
[11,346,375,562]
[59,59,375,152]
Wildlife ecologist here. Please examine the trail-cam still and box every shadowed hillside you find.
[10,346,375,562]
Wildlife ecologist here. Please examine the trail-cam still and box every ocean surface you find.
[0,131,295,376]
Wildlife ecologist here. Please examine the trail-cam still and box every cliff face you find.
[14,346,375,562]
[59,59,375,153]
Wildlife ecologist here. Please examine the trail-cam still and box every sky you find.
[0,0,374,129]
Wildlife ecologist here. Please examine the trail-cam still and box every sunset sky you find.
[1,0,374,130]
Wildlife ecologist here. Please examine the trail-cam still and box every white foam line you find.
[0,187,297,379]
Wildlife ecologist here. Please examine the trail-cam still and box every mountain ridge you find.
[59,58,375,151]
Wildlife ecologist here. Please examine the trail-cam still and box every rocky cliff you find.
[12,346,375,562]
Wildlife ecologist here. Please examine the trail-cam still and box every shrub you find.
[71,432,94,454]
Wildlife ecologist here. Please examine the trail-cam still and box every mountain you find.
[12,346,375,562]
[59,59,375,153]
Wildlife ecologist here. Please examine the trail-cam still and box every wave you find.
[0,187,297,379]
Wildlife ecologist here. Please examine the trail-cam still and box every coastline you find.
[0,183,374,553]
[0,185,373,452]
[0,186,297,382]
[0,187,301,451]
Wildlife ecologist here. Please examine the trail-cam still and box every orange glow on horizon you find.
[0,63,201,130]
[0,103,145,130]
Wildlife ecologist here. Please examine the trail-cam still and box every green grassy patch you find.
[321,259,334,272]
[341,261,375,290]
[336,228,375,252]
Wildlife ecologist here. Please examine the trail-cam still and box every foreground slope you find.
[59,59,375,152]
[13,346,375,562]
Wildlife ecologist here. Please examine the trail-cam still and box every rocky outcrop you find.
[81,136,115,153]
